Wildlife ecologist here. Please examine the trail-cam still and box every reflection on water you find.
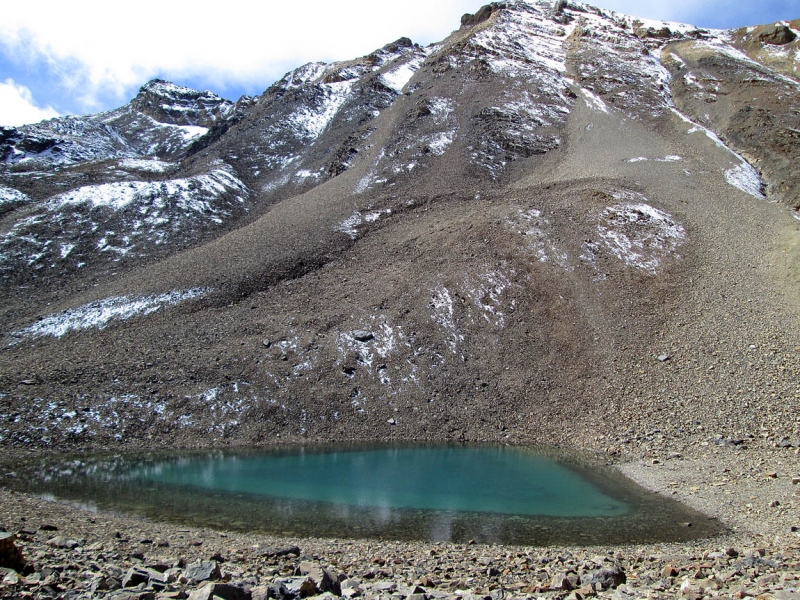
[1,444,722,545]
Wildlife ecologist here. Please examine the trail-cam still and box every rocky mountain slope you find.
[0,0,798,461]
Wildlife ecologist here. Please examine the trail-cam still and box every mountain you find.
[0,1,798,456]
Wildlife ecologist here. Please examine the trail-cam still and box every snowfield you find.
[0,164,249,273]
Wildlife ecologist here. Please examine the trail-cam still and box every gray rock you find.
[45,535,79,549]
[298,561,340,595]
[582,566,626,590]
[551,572,579,591]
[122,567,151,588]
[352,330,375,342]
[188,582,252,600]
[183,560,221,583]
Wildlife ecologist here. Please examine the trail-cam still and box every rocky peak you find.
[460,2,507,28]
[130,79,235,127]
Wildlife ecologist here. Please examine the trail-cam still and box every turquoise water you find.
[128,446,626,517]
[1,445,721,545]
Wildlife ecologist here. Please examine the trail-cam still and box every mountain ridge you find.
[0,0,798,466]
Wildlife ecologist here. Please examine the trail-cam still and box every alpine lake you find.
[0,444,721,546]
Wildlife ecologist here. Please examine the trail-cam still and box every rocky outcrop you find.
[757,24,798,45]
[460,3,505,28]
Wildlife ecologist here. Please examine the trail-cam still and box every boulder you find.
[461,3,507,28]
[758,25,797,45]
[121,567,151,588]
[635,27,672,39]
[0,532,25,572]
[581,566,626,590]
[183,560,221,583]
[188,582,251,600]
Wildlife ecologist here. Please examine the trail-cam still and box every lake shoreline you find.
[1,437,799,598]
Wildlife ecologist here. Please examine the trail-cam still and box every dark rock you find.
[758,25,797,45]
[635,27,672,39]
[462,5,493,28]
[662,566,680,578]
[259,545,301,558]
[0,532,26,572]
[122,567,151,588]
[39,524,58,532]
[352,330,374,342]
[268,580,296,600]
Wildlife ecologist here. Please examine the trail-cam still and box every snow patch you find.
[48,167,247,212]
[463,270,513,328]
[382,55,424,92]
[119,158,176,173]
[287,81,353,139]
[0,184,30,207]
[506,208,569,269]
[336,209,391,238]
[430,284,463,354]
[597,195,686,274]
[725,162,766,199]
[8,288,207,342]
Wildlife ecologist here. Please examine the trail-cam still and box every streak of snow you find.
[336,209,391,238]
[625,155,682,163]
[430,284,463,353]
[580,88,609,113]
[119,158,176,173]
[8,288,208,342]
[48,167,247,212]
[670,107,766,198]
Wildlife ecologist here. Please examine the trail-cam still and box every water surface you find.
[1,444,721,545]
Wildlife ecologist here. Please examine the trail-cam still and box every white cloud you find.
[3,0,792,118]
[0,0,486,113]
[0,78,59,126]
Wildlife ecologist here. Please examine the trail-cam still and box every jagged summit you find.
[130,79,235,127]
[0,1,798,463]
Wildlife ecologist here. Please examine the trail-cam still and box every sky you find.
[1,0,798,127]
